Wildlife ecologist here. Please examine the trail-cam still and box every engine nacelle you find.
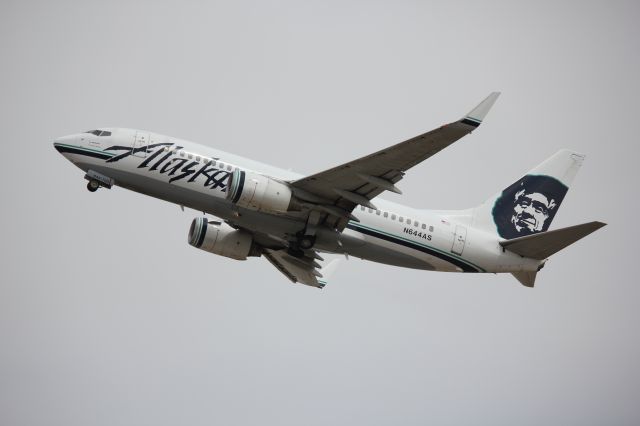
[226,169,293,213]
[188,217,258,260]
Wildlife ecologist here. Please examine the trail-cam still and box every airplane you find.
[53,93,605,288]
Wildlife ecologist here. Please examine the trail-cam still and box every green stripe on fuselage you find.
[54,143,116,157]
[348,221,486,272]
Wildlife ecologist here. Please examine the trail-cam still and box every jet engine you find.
[226,169,295,213]
[188,217,259,260]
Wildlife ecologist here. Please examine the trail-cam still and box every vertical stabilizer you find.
[473,150,585,239]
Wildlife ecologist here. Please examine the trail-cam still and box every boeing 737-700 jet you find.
[54,93,605,288]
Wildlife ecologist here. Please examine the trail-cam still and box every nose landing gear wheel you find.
[87,180,100,192]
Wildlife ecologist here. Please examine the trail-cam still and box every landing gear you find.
[87,179,100,192]
[84,170,114,192]
[298,234,316,250]
[292,210,321,250]
[287,232,316,256]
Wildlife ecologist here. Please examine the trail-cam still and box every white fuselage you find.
[54,128,542,275]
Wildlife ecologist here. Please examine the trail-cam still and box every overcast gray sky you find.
[1,1,639,425]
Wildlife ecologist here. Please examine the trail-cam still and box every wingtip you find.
[464,92,501,124]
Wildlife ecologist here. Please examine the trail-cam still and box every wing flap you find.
[263,249,341,288]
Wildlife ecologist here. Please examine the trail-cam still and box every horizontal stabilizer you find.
[500,221,606,260]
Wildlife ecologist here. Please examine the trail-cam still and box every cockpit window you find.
[84,130,111,136]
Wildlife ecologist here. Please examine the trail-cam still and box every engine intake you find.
[188,217,258,260]
[226,169,294,213]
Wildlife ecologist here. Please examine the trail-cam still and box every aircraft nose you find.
[53,134,78,156]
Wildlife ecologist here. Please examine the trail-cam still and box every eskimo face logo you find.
[492,175,568,239]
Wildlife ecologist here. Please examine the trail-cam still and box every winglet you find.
[462,92,501,127]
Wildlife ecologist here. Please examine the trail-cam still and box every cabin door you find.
[451,225,467,256]
[132,131,149,158]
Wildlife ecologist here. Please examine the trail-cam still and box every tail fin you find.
[473,150,585,239]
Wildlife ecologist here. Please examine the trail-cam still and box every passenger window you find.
[429,226,434,232]
[383,212,388,218]
[414,220,419,227]
[421,223,426,229]
[368,209,373,213]
[227,165,232,171]
[391,214,396,220]
[360,206,365,211]
[399,216,403,222]
[188,154,193,160]
[406,218,411,223]
[376,210,380,215]
[196,156,201,162]
[219,163,224,168]
[180,151,185,157]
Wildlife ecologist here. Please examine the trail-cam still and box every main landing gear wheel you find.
[298,234,316,250]
[87,180,100,192]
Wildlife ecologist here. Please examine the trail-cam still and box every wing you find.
[291,92,500,229]
[263,249,341,289]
